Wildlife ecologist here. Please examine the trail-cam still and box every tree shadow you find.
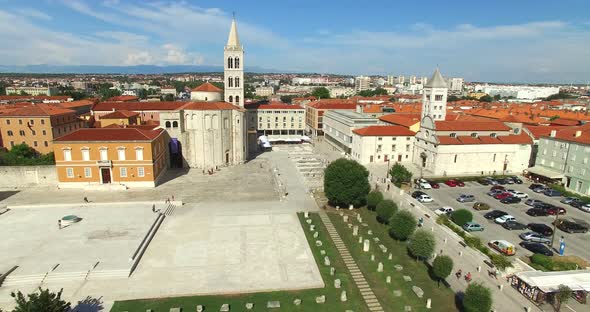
[455,291,465,311]
[72,296,104,312]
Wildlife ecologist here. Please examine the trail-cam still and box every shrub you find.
[324,158,370,208]
[366,191,384,211]
[388,210,417,241]
[451,209,473,226]
[432,255,454,287]
[376,200,398,224]
[490,253,513,271]
[408,229,436,260]
[11,287,71,312]
[531,254,553,269]
[463,282,492,312]
[464,236,483,249]
[389,163,412,187]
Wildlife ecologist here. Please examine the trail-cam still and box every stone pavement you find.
[319,212,384,312]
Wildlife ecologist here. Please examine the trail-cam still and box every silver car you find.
[519,232,551,244]
[525,199,544,206]
[457,194,475,202]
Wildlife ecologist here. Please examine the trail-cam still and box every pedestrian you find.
[83,196,89,203]
[152,204,156,212]
[165,197,170,204]
[171,195,175,202]
[58,219,62,230]
[387,184,390,191]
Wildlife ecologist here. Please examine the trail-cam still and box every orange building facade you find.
[53,128,167,188]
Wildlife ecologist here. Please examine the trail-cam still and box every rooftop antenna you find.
[232,11,235,19]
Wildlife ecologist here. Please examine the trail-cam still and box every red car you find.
[545,206,567,215]
[428,180,440,189]
[445,179,465,187]
[494,192,512,200]
[490,185,505,191]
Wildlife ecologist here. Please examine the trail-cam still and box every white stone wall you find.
[421,87,447,121]
[246,109,305,132]
[190,91,222,101]
[351,134,415,165]
[0,166,57,187]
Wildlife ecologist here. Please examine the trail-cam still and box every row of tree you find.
[0,143,54,166]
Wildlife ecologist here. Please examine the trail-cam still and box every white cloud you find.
[14,8,52,20]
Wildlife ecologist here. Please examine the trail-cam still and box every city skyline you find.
[0,0,589,83]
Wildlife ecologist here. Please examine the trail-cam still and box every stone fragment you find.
[306,219,312,224]
[352,225,359,236]
[170,309,180,312]
[358,236,363,244]
[370,254,375,261]
[403,275,412,282]
[393,290,402,297]
[315,295,326,304]
[368,230,373,235]
[220,304,230,312]
[196,305,203,312]
[373,237,380,242]
[377,262,383,272]
[343,215,349,222]
[426,298,432,309]
[334,279,341,288]
[349,204,354,210]
[386,276,391,283]
[309,225,315,231]
[266,301,280,309]
[313,231,319,238]
[293,298,301,306]
[315,240,323,247]
[324,256,330,266]
[245,302,254,310]
[405,306,412,311]
[394,264,403,271]
[340,290,347,302]
[412,286,424,298]
[320,250,326,255]
[304,211,309,218]
[363,239,370,252]
[388,253,393,260]
[330,267,335,276]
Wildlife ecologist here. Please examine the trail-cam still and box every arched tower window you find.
[227,57,233,69]
[165,121,171,128]
[235,77,240,88]
[229,95,233,103]
[235,95,240,104]
[172,121,178,128]
[228,77,233,87]
[234,57,240,69]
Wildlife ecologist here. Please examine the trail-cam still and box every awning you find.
[525,166,564,179]
[516,270,590,292]
[262,142,271,148]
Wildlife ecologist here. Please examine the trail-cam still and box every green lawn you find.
[329,208,458,312]
[110,213,368,312]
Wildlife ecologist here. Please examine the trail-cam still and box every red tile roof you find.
[55,128,163,142]
[100,110,140,119]
[107,95,139,102]
[542,124,590,145]
[353,125,416,136]
[181,101,242,111]
[0,103,75,117]
[58,99,97,108]
[93,101,186,112]
[307,99,357,110]
[549,118,581,126]
[437,132,532,145]
[191,82,222,92]
[379,114,421,127]
[524,126,567,140]
[434,121,510,131]
[245,101,303,110]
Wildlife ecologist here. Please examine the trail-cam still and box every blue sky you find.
[0,0,589,82]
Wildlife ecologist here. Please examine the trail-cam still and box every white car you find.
[435,206,454,215]
[417,194,433,203]
[579,204,590,213]
[418,178,432,189]
[509,191,528,198]
[495,215,516,224]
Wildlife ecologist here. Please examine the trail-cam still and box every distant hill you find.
[0,64,292,74]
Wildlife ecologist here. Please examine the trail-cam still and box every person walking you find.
[58,219,62,230]
[83,197,89,203]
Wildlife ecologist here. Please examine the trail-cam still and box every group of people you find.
[455,270,472,282]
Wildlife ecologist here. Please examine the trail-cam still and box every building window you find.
[19,130,25,136]
[172,121,178,128]
[454,154,458,163]
[32,130,36,135]
[435,95,443,101]
[81,148,90,161]
[234,57,240,69]
[7,130,13,136]
[29,119,34,125]
[33,141,38,147]
[138,167,145,177]
[227,57,233,69]
[228,77,233,87]
[63,149,72,161]
[490,133,497,138]
[66,168,74,178]
[229,95,233,103]
[406,144,410,152]
[450,133,456,138]
[135,148,144,160]
[120,167,127,177]
[44,141,48,147]
[99,148,108,161]
[84,167,92,178]
[42,130,46,136]
[378,137,383,141]
[236,96,240,103]
[5,120,10,125]
[392,144,396,151]
[235,77,240,88]
[493,153,497,162]
[471,133,478,138]
[165,121,171,128]
[117,148,126,161]
[18,119,23,125]
[10,141,14,147]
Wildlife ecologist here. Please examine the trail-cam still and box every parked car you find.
[531,185,548,193]
[578,203,590,213]
[490,185,505,191]
[427,180,440,189]
[509,191,528,198]
[445,179,465,187]
[494,192,512,200]
[435,206,455,215]
[509,176,523,184]
[417,178,432,189]
[485,177,499,185]
[545,206,566,215]
[484,210,508,219]
[505,178,515,184]
[502,221,527,230]
[488,240,516,256]
[529,183,544,191]
[534,202,554,209]
[417,194,433,203]
[495,215,516,224]
[477,178,491,185]
[525,199,544,207]
[488,189,505,196]
[527,223,554,236]
[501,196,522,204]
[543,189,562,197]
[457,194,475,203]
[561,197,578,204]
[553,220,589,233]
[473,202,490,210]
[496,178,509,185]
[463,222,484,232]
[569,199,584,208]
[519,241,554,256]
[519,232,551,244]
[526,208,550,217]
[411,191,426,199]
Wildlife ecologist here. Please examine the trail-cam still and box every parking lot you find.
[416,178,590,261]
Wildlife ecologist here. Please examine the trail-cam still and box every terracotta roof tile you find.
[379,114,421,127]
[437,133,532,145]
[244,102,304,110]
[181,101,242,111]
[55,128,163,142]
[107,95,139,102]
[0,103,75,117]
[435,121,510,131]
[100,110,140,119]
[542,124,590,145]
[191,82,222,92]
[93,101,186,112]
[353,125,416,136]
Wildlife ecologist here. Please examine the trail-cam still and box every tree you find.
[451,209,473,226]
[324,158,370,208]
[388,210,417,241]
[10,143,37,158]
[280,95,297,104]
[462,283,492,312]
[19,90,29,96]
[432,255,454,287]
[311,87,331,99]
[552,285,572,312]
[366,190,384,211]
[11,287,71,312]
[376,199,398,224]
[98,86,122,100]
[493,94,502,101]
[479,95,493,102]
[0,81,6,95]
[408,229,436,260]
[389,163,412,187]
[163,94,175,101]
[447,95,460,102]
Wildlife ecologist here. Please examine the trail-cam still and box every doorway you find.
[384,155,388,162]
[225,152,230,164]
[101,168,111,184]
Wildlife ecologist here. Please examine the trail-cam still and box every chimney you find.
[575,130,582,137]
[550,130,557,137]
[356,104,362,114]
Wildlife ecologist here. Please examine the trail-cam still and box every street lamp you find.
[386,159,391,181]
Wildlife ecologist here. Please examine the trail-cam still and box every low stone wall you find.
[0,166,56,188]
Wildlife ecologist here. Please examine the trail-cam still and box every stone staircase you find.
[163,203,176,216]
[1,273,45,287]
[86,268,130,280]
[43,271,87,283]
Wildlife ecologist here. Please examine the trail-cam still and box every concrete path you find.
[319,212,385,312]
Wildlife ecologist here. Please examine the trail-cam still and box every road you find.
[416,180,590,262]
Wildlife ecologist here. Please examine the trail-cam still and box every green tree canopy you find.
[462,283,492,312]
[389,163,412,187]
[366,190,384,211]
[10,143,37,158]
[388,210,417,241]
[479,95,493,102]
[447,95,460,102]
[376,199,398,224]
[432,255,454,287]
[163,94,175,101]
[311,87,331,99]
[11,288,71,312]
[451,209,473,226]
[357,87,388,97]
[553,284,572,312]
[408,229,436,260]
[324,158,370,208]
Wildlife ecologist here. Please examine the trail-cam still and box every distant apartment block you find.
[354,76,371,92]
[254,86,275,97]
[474,85,560,100]
[323,110,379,153]
[5,86,59,96]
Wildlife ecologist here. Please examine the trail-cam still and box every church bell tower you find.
[224,18,244,107]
